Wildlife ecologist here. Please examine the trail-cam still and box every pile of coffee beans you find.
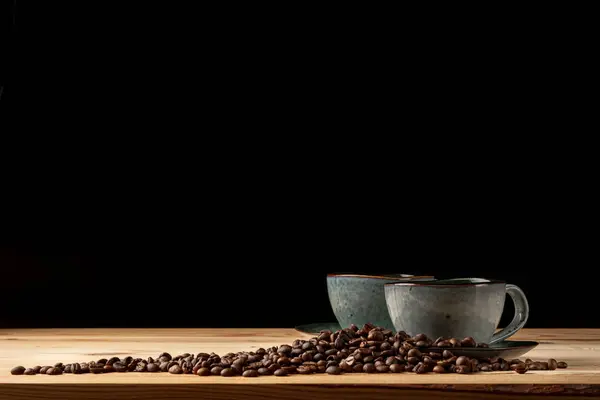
[10,323,568,377]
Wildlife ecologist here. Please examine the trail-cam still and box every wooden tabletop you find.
[1,328,599,399]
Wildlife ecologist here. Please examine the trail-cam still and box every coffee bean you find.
[296,366,312,374]
[432,365,446,373]
[528,362,541,370]
[242,369,258,377]
[325,349,337,356]
[24,368,35,375]
[363,363,376,373]
[449,338,460,347]
[282,366,297,374]
[278,345,292,354]
[196,367,211,376]
[147,363,160,372]
[547,359,558,370]
[455,365,470,374]
[326,366,342,375]
[106,357,119,366]
[274,368,287,376]
[11,366,26,375]
[169,365,183,374]
[407,348,422,358]
[413,333,427,342]
[407,356,420,365]
[456,356,469,366]
[376,364,389,373]
[385,356,397,366]
[220,368,235,377]
[110,362,124,373]
[557,361,568,368]
[353,363,364,373]
[442,350,454,359]
[301,341,315,351]
[414,363,428,374]
[135,362,147,372]
[367,330,384,342]
[460,337,476,347]
[389,364,404,373]
[514,364,527,374]
[277,356,290,365]
[103,364,115,373]
[209,366,222,375]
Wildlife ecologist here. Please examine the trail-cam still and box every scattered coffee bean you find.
[390,363,404,373]
[363,363,376,373]
[243,369,259,377]
[39,366,51,375]
[375,364,389,373]
[455,356,468,366]
[432,365,445,373]
[169,365,182,374]
[514,364,527,374]
[456,365,470,374]
[8,324,571,379]
[147,363,159,373]
[10,366,25,375]
[326,366,342,375]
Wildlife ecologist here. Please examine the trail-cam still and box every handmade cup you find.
[327,274,434,331]
[384,278,529,345]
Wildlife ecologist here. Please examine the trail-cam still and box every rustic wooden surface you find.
[1,328,599,399]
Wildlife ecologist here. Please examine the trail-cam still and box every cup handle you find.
[489,284,530,345]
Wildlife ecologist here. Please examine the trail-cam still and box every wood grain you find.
[1,328,600,399]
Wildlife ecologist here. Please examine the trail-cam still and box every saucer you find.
[294,322,539,360]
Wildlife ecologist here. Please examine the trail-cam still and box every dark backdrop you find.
[1,202,596,330]
[2,3,596,330]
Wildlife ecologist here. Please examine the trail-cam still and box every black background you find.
[2,3,597,330]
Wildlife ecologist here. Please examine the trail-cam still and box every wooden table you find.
[1,328,599,399]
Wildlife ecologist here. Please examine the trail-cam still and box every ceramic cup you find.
[327,274,435,331]
[384,278,529,345]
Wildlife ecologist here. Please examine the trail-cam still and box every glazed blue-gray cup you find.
[327,274,435,331]
[384,278,529,345]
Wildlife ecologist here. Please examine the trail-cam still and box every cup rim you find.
[384,278,506,287]
[327,274,435,280]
